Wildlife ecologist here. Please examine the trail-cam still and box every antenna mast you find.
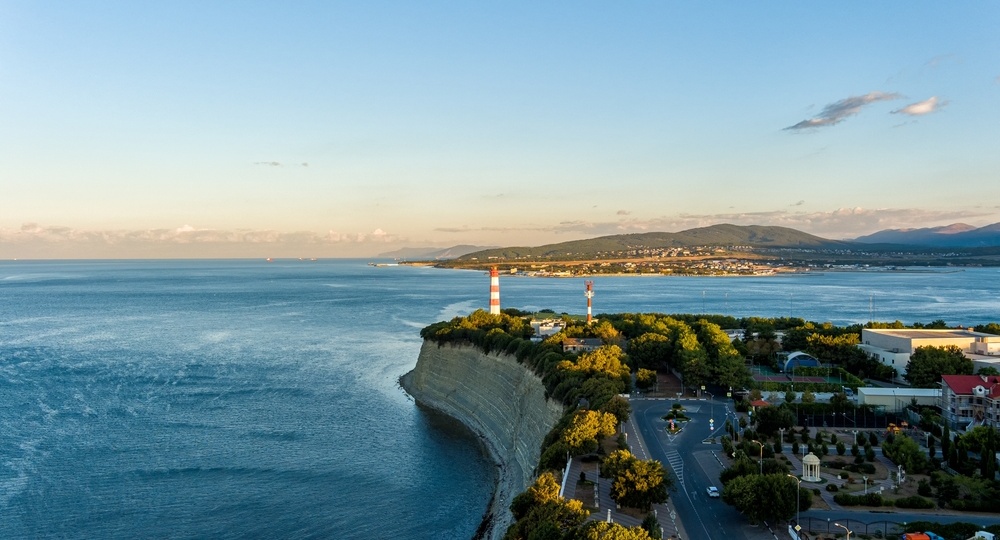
[584,280,594,324]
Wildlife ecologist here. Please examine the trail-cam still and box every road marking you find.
[665,450,685,486]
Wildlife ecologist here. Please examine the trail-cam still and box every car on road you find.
[706,486,720,498]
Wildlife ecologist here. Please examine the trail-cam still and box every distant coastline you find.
[397,261,970,278]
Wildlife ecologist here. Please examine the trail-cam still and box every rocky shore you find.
[400,341,564,540]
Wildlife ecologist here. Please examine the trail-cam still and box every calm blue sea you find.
[1,260,997,539]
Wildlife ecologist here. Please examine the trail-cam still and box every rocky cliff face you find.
[400,341,564,540]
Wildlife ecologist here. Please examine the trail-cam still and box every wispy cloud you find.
[785,91,902,130]
[791,200,805,207]
[892,96,946,116]
[253,161,310,167]
[616,210,631,216]
[1,224,404,258]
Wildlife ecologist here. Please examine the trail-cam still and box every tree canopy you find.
[603,450,671,511]
[506,473,589,540]
[721,473,809,524]
[562,410,618,455]
[904,345,973,388]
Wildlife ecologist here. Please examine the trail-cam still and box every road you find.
[629,396,1000,540]
[630,397,779,540]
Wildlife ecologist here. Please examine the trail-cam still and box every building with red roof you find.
[941,374,1000,431]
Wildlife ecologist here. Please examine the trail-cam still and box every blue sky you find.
[2,2,998,258]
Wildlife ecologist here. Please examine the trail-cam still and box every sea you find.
[1,259,998,539]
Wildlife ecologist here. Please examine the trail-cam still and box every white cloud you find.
[0,224,406,258]
[892,96,946,116]
[785,91,902,130]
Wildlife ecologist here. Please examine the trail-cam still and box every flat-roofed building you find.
[858,328,998,377]
[857,387,941,413]
[530,319,566,341]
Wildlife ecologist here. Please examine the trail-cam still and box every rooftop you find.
[857,387,940,397]
[865,328,993,340]
[941,374,1000,397]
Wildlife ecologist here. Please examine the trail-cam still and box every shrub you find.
[894,495,935,509]
[917,478,932,497]
[826,484,839,492]
[834,492,885,507]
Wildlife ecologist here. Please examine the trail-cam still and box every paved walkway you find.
[561,418,686,539]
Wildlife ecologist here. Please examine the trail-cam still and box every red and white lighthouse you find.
[489,267,501,315]
[584,280,594,323]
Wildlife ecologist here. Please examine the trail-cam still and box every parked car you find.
[706,486,720,498]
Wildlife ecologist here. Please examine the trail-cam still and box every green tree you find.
[882,434,929,473]
[506,473,589,540]
[974,323,1000,336]
[640,513,662,540]
[904,345,974,388]
[977,366,1000,376]
[579,521,653,540]
[801,390,815,404]
[694,319,751,389]
[601,449,636,480]
[610,457,670,511]
[628,333,672,371]
[941,424,951,464]
[721,474,809,524]
[806,332,861,365]
[600,395,632,426]
[754,406,795,437]
[635,368,658,391]
[561,345,631,381]
[562,410,618,455]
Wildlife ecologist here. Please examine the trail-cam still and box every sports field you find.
[750,365,836,384]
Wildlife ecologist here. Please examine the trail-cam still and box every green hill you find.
[453,224,847,261]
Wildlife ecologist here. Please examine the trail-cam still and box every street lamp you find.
[752,440,764,475]
[862,475,868,495]
[834,522,852,539]
[779,427,785,453]
[787,474,801,529]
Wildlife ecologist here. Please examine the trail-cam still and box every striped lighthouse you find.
[584,280,594,323]
[489,267,501,315]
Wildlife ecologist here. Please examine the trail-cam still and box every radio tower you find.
[489,267,501,315]
[584,280,594,324]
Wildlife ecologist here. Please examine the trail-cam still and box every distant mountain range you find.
[454,224,849,260]
[376,244,497,260]
[852,222,1000,248]
[440,223,1000,263]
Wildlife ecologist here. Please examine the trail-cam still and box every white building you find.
[857,387,941,413]
[858,328,999,377]
[529,319,566,341]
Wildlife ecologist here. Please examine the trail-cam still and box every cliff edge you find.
[400,341,564,540]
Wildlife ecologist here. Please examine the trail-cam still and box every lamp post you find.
[834,522,852,539]
[779,427,785,453]
[787,474,802,529]
[863,475,868,495]
[753,440,764,475]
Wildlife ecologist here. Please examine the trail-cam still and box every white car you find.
[706,486,720,498]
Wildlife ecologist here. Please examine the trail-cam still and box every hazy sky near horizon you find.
[2,2,999,258]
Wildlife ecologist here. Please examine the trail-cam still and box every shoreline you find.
[400,370,514,540]
[399,343,563,540]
